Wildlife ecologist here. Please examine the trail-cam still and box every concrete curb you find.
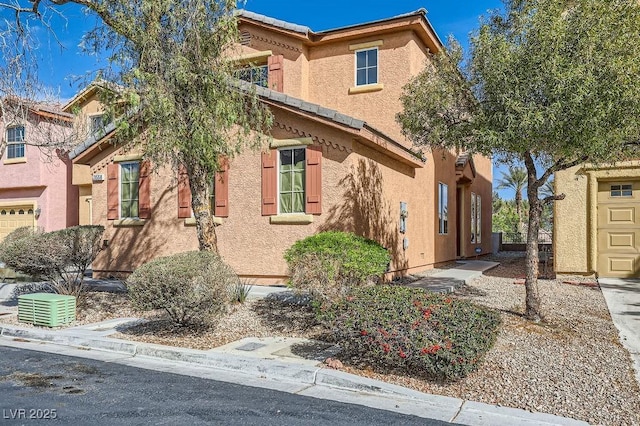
[0,323,588,426]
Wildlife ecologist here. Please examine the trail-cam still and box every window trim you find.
[6,125,26,160]
[610,183,633,198]
[88,113,106,136]
[438,182,448,235]
[471,192,476,243]
[277,146,307,215]
[119,161,141,220]
[354,47,379,87]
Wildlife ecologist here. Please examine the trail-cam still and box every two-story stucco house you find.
[69,9,493,282]
[0,103,77,241]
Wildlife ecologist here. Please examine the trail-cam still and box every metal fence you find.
[501,231,552,245]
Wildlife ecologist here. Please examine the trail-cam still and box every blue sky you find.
[8,0,515,198]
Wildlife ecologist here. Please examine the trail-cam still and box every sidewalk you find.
[0,261,586,425]
[403,260,500,293]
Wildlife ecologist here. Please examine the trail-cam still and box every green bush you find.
[321,286,501,381]
[284,231,390,303]
[0,225,105,303]
[127,251,238,327]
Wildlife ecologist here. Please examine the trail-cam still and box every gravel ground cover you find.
[3,254,639,424]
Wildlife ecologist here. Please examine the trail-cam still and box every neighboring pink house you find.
[0,103,77,241]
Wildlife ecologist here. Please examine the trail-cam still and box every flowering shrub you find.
[321,285,501,381]
[284,231,390,304]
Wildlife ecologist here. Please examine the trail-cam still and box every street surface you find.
[0,346,454,425]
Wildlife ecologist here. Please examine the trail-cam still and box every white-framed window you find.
[611,184,632,198]
[438,182,448,235]
[355,47,378,86]
[6,126,25,159]
[471,193,482,243]
[236,65,269,88]
[471,192,476,243]
[476,195,482,243]
[89,114,107,135]
[279,147,306,214]
[120,162,140,218]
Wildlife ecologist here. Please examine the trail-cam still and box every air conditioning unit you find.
[18,293,76,327]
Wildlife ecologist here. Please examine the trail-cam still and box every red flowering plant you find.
[320,285,501,381]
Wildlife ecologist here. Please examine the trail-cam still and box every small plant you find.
[321,285,501,381]
[127,251,238,328]
[232,279,253,304]
[284,231,390,304]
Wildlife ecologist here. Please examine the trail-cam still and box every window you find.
[438,182,448,235]
[279,148,306,214]
[355,48,378,86]
[471,193,482,243]
[236,65,268,88]
[90,114,107,135]
[6,126,25,159]
[475,195,482,243]
[471,193,476,243]
[611,184,632,197]
[120,162,140,218]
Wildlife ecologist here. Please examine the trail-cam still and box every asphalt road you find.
[0,346,454,425]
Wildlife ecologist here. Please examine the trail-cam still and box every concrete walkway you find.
[403,260,500,293]
[598,278,640,385]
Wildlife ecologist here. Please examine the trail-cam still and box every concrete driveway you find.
[598,278,640,384]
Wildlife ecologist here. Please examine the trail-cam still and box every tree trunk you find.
[515,190,524,235]
[524,184,542,322]
[187,163,219,253]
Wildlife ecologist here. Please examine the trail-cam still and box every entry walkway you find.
[403,260,500,293]
[598,277,640,384]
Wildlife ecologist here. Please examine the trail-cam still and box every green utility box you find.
[18,293,76,327]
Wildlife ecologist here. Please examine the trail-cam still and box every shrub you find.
[0,225,105,303]
[232,279,253,304]
[127,251,238,327]
[321,285,501,381]
[284,231,390,303]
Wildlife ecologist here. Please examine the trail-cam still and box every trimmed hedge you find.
[0,225,104,302]
[284,231,390,303]
[127,251,238,328]
[321,285,501,381]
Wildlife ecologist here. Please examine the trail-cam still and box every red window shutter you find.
[214,157,229,218]
[261,151,277,216]
[177,164,192,219]
[107,163,119,220]
[305,145,322,215]
[268,55,284,92]
[138,160,151,219]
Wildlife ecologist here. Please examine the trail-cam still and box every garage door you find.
[597,181,640,277]
[0,206,35,242]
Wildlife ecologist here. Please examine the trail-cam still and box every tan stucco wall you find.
[555,165,590,274]
[84,105,494,281]
[237,23,308,99]
[307,30,426,145]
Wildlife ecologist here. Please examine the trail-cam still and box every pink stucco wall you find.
[0,113,78,232]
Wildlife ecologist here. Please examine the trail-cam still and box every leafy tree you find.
[3,0,273,252]
[398,0,640,321]
[496,166,527,228]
